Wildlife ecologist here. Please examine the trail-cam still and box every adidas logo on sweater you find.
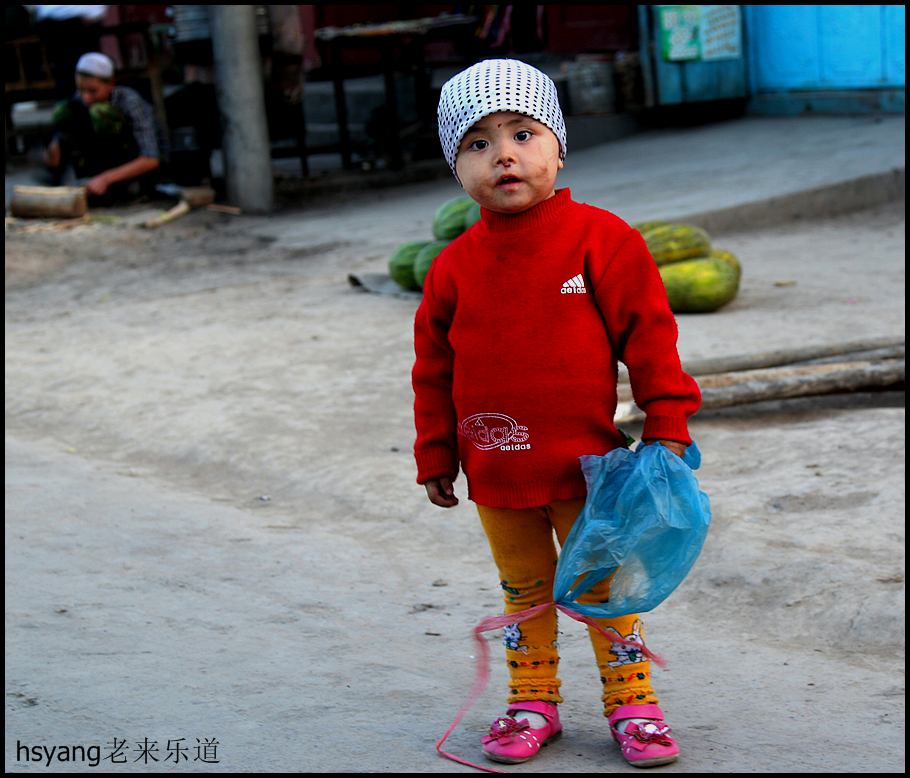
[561,274,587,294]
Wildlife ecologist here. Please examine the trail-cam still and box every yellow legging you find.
[477,498,659,717]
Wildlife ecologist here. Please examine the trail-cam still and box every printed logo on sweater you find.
[561,274,587,294]
[459,413,531,451]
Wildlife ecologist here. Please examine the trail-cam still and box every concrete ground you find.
[5,114,906,773]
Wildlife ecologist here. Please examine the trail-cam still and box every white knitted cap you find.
[75,52,115,79]
[437,59,567,178]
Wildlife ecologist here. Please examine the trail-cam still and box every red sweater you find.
[412,188,701,508]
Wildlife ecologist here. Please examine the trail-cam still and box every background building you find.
[5,4,905,181]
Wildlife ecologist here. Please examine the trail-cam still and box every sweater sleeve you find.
[114,87,161,159]
[591,227,701,444]
[411,260,460,483]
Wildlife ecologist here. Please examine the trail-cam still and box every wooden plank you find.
[618,337,905,383]
[615,358,905,423]
[618,346,906,402]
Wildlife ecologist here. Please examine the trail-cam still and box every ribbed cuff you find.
[641,415,692,445]
[415,446,459,484]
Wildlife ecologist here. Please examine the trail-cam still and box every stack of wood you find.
[615,336,905,424]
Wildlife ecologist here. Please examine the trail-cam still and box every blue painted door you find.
[745,5,906,91]
[640,5,748,105]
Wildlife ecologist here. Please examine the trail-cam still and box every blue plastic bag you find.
[553,441,712,619]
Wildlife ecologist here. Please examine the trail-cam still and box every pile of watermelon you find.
[387,196,480,291]
[633,221,741,313]
[388,201,741,313]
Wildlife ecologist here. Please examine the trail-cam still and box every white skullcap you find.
[437,58,567,179]
[75,52,115,79]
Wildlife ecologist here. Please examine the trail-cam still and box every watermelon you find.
[708,248,742,284]
[463,200,482,230]
[414,240,449,289]
[433,196,475,240]
[659,257,739,313]
[88,102,127,135]
[641,223,712,266]
[388,240,432,290]
[632,219,673,234]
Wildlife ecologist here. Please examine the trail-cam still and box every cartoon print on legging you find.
[503,623,529,654]
[603,619,646,666]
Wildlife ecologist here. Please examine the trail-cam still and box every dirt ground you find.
[5,188,905,772]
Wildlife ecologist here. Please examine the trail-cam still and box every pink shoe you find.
[481,700,563,764]
[608,704,680,767]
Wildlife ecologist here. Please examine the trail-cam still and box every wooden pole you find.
[677,337,905,377]
[615,358,905,423]
[619,345,906,402]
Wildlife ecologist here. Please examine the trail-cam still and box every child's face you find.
[455,111,564,214]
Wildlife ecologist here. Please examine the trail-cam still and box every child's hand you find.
[650,439,687,458]
[425,477,459,508]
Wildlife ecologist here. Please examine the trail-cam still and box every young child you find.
[412,59,701,768]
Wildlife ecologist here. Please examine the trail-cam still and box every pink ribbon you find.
[480,716,530,745]
[624,721,674,750]
[435,602,667,772]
